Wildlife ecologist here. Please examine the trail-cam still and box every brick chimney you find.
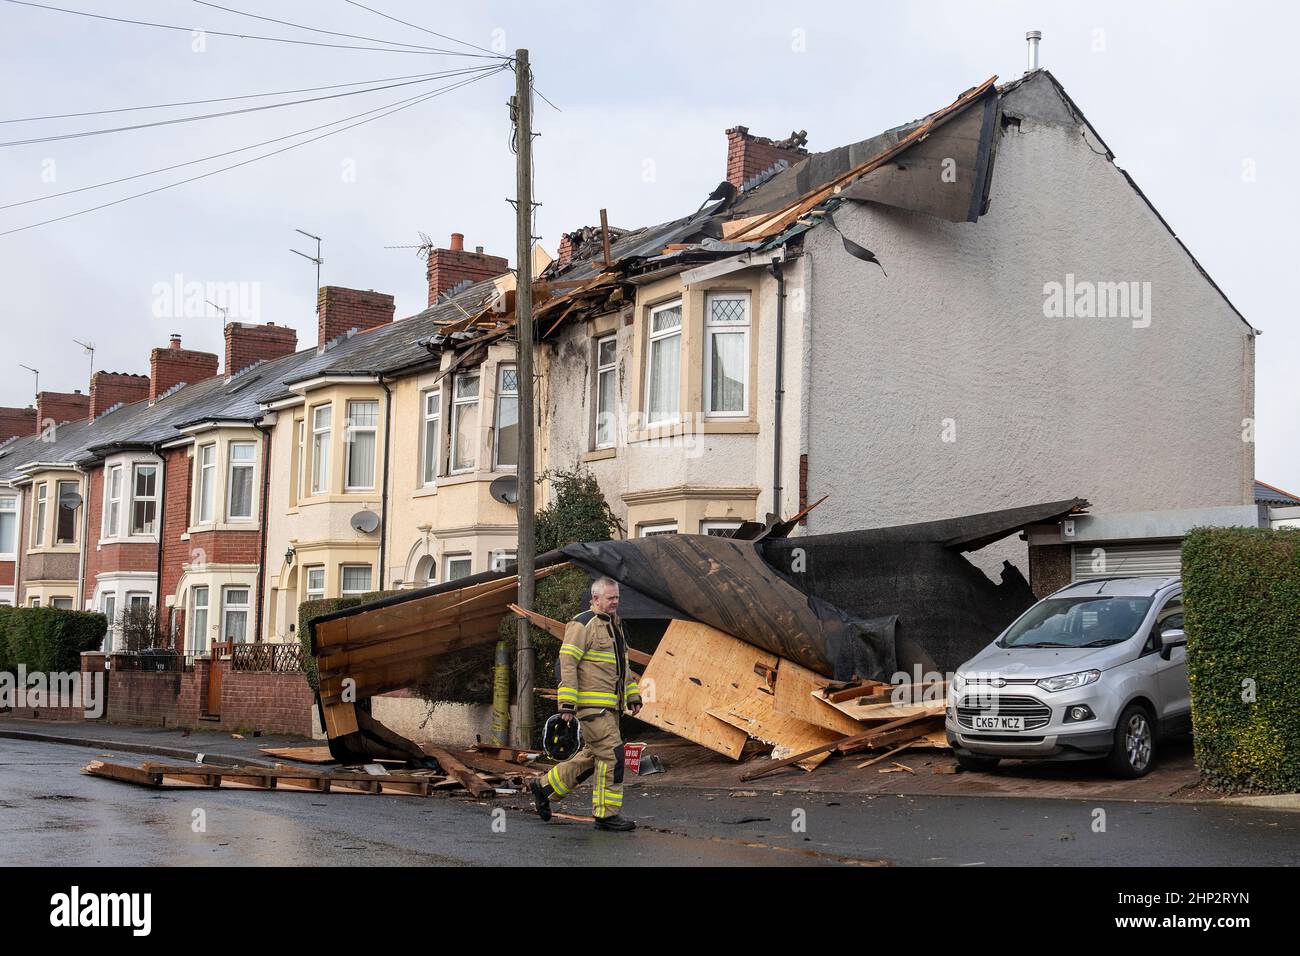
[35,390,89,432]
[725,126,809,191]
[0,406,36,442]
[150,334,219,401]
[89,372,150,420]
[425,233,509,306]
[316,287,395,351]
[225,322,298,377]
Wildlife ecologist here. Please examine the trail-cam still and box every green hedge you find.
[0,606,107,675]
[298,593,393,693]
[1182,527,1300,793]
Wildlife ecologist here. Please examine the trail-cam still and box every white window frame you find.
[340,564,372,597]
[129,464,158,536]
[444,554,473,582]
[644,300,683,427]
[344,399,379,492]
[593,334,617,449]
[220,586,250,644]
[102,593,117,653]
[32,483,46,547]
[704,292,751,418]
[639,521,678,537]
[701,520,743,536]
[189,586,209,655]
[449,373,480,475]
[51,596,74,610]
[490,550,517,573]
[305,566,325,601]
[226,441,257,521]
[55,479,79,545]
[102,465,122,539]
[494,364,519,471]
[196,442,216,524]
[0,494,16,560]
[311,404,331,495]
[420,389,441,486]
[293,419,305,504]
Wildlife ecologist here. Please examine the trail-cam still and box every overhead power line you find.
[0,66,495,148]
[192,1,469,55]
[1,67,503,210]
[1,0,504,57]
[0,65,508,238]
[1,69,478,124]
[343,0,498,57]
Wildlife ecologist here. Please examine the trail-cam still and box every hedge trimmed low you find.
[1182,526,1300,793]
[0,606,108,675]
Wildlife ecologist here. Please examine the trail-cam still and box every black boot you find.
[529,777,552,822]
[594,814,635,832]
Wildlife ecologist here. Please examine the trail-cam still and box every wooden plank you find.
[509,603,650,667]
[258,745,337,764]
[422,745,495,798]
[837,713,946,755]
[855,742,917,770]
[815,692,948,723]
[455,750,544,778]
[634,620,775,760]
[770,659,865,737]
[82,760,162,787]
[706,694,842,771]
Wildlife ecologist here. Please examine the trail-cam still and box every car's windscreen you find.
[999,596,1153,648]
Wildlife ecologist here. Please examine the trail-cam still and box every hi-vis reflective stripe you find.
[575,691,619,706]
[558,643,583,660]
[594,759,609,816]
[557,685,578,703]
[547,766,571,797]
[626,682,640,695]
[582,650,617,663]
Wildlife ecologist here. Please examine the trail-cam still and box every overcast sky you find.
[0,1,1295,491]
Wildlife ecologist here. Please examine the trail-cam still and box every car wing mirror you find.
[1159,627,1186,659]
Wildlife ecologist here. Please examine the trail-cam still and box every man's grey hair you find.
[591,576,619,598]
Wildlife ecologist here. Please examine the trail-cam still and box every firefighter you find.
[530,576,641,831]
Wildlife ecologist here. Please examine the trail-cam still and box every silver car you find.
[946,576,1189,778]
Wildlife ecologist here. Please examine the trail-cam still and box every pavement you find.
[5,735,1299,866]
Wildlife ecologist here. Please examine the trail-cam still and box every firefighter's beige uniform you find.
[542,608,641,819]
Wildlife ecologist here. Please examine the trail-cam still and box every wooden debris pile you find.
[83,744,548,800]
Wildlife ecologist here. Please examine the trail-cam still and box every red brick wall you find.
[159,447,192,607]
[89,372,149,420]
[105,660,314,736]
[725,126,809,190]
[150,339,219,401]
[186,528,261,566]
[0,562,14,588]
[82,465,161,603]
[0,406,36,440]
[425,249,508,306]
[224,322,298,376]
[36,390,89,429]
[317,286,395,347]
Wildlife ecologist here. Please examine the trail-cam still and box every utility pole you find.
[512,48,536,748]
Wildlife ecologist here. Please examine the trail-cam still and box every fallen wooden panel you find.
[85,760,454,797]
[770,659,865,737]
[635,620,775,760]
[707,694,842,771]
[422,745,496,798]
[815,690,948,724]
[258,745,337,764]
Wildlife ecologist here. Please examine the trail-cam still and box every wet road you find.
[3,739,1296,866]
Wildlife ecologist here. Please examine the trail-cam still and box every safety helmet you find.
[542,712,582,761]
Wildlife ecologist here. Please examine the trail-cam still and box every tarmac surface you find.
[4,736,1297,866]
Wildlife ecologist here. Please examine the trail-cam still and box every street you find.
[4,739,1296,867]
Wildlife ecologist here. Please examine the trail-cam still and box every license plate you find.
[974,715,1024,732]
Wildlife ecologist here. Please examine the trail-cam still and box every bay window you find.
[305,566,325,601]
[32,483,46,547]
[311,404,331,494]
[450,373,479,473]
[130,464,157,535]
[226,441,256,520]
[340,565,372,597]
[190,587,209,654]
[103,465,122,537]
[55,479,79,544]
[594,335,617,448]
[345,400,378,491]
[196,442,216,523]
[704,293,750,416]
[421,389,440,485]
[0,494,15,559]
[645,300,682,426]
[444,555,472,581]
[494,365,519,469]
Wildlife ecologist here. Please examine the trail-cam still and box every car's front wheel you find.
[1107,703,1156,778]
[956,753,1000,772]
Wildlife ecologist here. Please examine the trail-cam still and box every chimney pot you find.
[169,334,182,349]
[424,237,509,307]
[450,232,465,252]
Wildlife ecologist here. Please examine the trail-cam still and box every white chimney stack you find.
[1026,30,1042,72]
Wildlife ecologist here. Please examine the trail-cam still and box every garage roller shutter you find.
[1072,541,1182,580]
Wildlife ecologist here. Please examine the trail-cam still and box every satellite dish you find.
[350,509,379,534]
[60,490,83,510]
[489,475,518,506]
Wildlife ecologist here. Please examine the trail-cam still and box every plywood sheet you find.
[635,620,777,760]
[259,746,337,765]
[771,659,866,736]
[707,695,843,771]
[816,691,948,724]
